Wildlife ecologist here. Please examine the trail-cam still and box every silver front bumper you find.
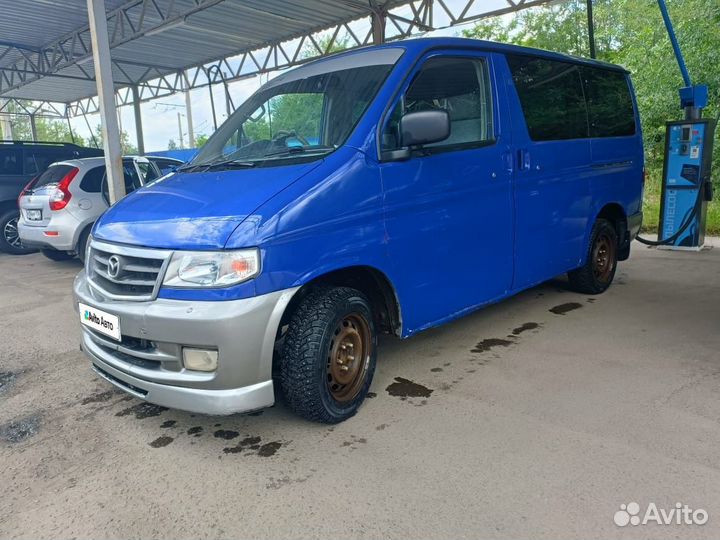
[74,270,298,415]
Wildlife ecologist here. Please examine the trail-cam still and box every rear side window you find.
[32,164,74,188]
[582,68,636,137]
[79,166,106,193]
[0,148,22,175]
[507,55,588,141]
[382,56,494,152]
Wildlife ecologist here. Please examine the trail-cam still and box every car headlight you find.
[162,249,260,288]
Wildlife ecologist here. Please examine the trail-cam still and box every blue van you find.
[74,38,643,423]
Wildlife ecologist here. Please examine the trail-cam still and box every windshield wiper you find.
[178,159,256,172]
[262,146,334,159]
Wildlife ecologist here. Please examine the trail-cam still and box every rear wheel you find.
[0,209,36,255]
[41,249,75,261]
[568,219,618,294]
[278,287,377,423]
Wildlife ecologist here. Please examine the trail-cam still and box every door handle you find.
[517,149,531,171]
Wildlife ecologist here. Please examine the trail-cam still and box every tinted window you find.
[0,148,22,175]
[582,68,636,137]
[382,56,493,152]
[79,166,105,193]
[136,162,159,183]
[32,164,74,188]
[507,55,588,141]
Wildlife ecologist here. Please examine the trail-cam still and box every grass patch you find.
[641,166,720,236]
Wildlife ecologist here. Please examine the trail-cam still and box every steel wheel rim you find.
[3,216,21,248]
[592,233,615,283]
[326,313,371,403]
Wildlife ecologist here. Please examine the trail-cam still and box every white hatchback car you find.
[17,156,159,262]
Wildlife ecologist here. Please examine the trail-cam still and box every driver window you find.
[381,56,494,152]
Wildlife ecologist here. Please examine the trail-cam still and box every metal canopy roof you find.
[0,0,550,117]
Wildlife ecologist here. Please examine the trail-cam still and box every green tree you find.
[463,0,720,233]
[194,134,209,147]
[93,124,138,154]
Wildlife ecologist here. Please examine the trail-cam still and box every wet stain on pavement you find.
[81,389,120,405]
[258,441,283,457]
[430,367,443,372]
[366,392,377,399]
[187,426,203,436]
[0,371,17,393]
[0,414,41,443]
[386,377,433,399]
[213,429,239,440]
[376,423,389,431]
[149,435,174,448]
[587,298,596,303]
[160,420,176,428]
[511,322,541,336]
[471,338,513,354]
[549,302,583,315]
[116,402,168,419]
[222,435,282,457]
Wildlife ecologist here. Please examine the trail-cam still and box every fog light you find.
[182,348,218,372]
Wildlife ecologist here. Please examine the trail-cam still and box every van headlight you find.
[162,249,260,288]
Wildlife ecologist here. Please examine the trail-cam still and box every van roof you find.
[309,36,630,74]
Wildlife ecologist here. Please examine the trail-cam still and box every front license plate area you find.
[79,302,121,341]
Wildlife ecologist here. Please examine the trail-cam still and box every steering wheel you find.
[272,129,310,146]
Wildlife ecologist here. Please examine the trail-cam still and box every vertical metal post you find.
[586,0,596,59]
[371,7,386,44]
[184,83,194,148]
[66,114,76,144]
[87,0,125,202]
[177,112,184,148]
[29,114,38,141]
[131,85,145,155]
[0,99,13,139]
[207,68,218,131]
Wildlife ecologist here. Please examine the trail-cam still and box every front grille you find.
[87,240,171,301]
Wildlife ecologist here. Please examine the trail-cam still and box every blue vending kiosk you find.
[658,119,716,250]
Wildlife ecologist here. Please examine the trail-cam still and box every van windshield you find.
[187,49,403,170]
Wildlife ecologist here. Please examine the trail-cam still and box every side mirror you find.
[401,109,450,146]
[382,109,450,161]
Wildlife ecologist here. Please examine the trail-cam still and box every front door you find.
[379,51,514,334]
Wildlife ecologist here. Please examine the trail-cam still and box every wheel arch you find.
[281,265,402,338]
[590,202,629,261]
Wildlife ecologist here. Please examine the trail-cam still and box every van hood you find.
[93,161,321,249]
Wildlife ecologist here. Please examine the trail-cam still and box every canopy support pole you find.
[132,85,145,154]
[87,0,125,203]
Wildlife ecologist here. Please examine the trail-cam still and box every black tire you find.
[279,286,377,424]
[41,249,75,261]
[77,227,92,264]
[568,219,618,294]
[0,209,36,255]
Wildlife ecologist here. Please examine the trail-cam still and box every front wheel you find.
[278,287,377,423]
[568,219,618,294]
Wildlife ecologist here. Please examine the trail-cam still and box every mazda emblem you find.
[107,255,121,278]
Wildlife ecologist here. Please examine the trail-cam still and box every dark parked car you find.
[0,141,103,254]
